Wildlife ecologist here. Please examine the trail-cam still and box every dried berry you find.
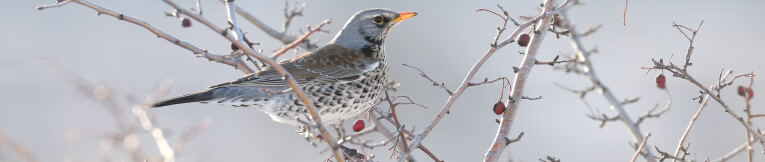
[517,34,530,47]
[493,101,506,115]
[656,74,666,89]
[181,17,192,28]
[738,86,746,96]
[738,86,754,99]
[352,120,365,132]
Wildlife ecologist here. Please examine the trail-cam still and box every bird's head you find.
[330,8,417,49]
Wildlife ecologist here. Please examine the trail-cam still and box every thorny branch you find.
[271,20,331,59]
[37,0,253,74]
[219,0,319,50]
[281,1,305,33]
[636,91,671,126]
[403,63,454,95]
[484,0,576,161]
[371,101,440,161]
[476,5,518,47]
[671,70,733,162]
[655,143,692,162]
[644,21,765,149]
[742,73,756,162]
[717,131,765,161]
[383,90,410,153]
[534,55,574,66]
[558,6,656,161]
[672,21,704,71]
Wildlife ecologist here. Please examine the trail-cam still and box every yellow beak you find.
[393,12,418,22]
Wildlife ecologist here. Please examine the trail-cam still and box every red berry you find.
[517,34,530,47]
[738,86,754,99]
[738,86,746,96]
[493,101,506,115]
[181,17,192,28]
[352,120,365,132]
[656,74,666,89]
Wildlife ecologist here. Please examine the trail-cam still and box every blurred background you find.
[2,0,765,161]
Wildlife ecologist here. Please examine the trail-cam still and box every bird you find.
[152,8,417,126]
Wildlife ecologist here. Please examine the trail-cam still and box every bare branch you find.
[631,132,651,162]
[281,1,306,33]
[559,6,656,161]
[484,1,576,161]
[403,63,454,95]
[671,20,704,71]
[534,55,574,66]
[0,132,39,162]
[655,144,691,162]
[647,21,765,153]
[505,132,524,145]
[588,113,620,128]
[270,20,331,59]
[521,96,542,100]
[371,107,440,161]
[220,0,318,50]
[671,71,734,162]
[580,25,602,37]
[37,0,254,73]
[36,0,71,10]
[539,156,561,162]
[383,90,410,153]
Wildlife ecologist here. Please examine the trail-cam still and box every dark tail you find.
[152,90,215,108]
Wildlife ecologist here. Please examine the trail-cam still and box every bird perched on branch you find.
[152,8,416,126]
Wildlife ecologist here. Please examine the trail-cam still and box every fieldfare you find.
[152,8,417,126]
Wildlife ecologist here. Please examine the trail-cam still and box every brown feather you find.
[211,44,379,88]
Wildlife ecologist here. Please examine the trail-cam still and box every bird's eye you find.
[373,16,384,24]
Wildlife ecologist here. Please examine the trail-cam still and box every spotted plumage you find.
[152,8,416,126]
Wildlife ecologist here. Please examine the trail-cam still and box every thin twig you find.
[403,63,454,95]
[0,132,39,162]
[742,73,755,162]
[270,20,330,59]
[717,131,765,161]
[672,92,710,162]
[672,20,704,71]
[631,132,651,162]
[635,90,671,126]
[36,0,254,74]
[384,90,410,153]
[371,107,440,161]
[220,0,318,50]
[281,1,305,33]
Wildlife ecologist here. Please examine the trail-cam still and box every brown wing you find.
[211,44,379,88]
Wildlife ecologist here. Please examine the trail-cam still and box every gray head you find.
[329,8,417,49]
